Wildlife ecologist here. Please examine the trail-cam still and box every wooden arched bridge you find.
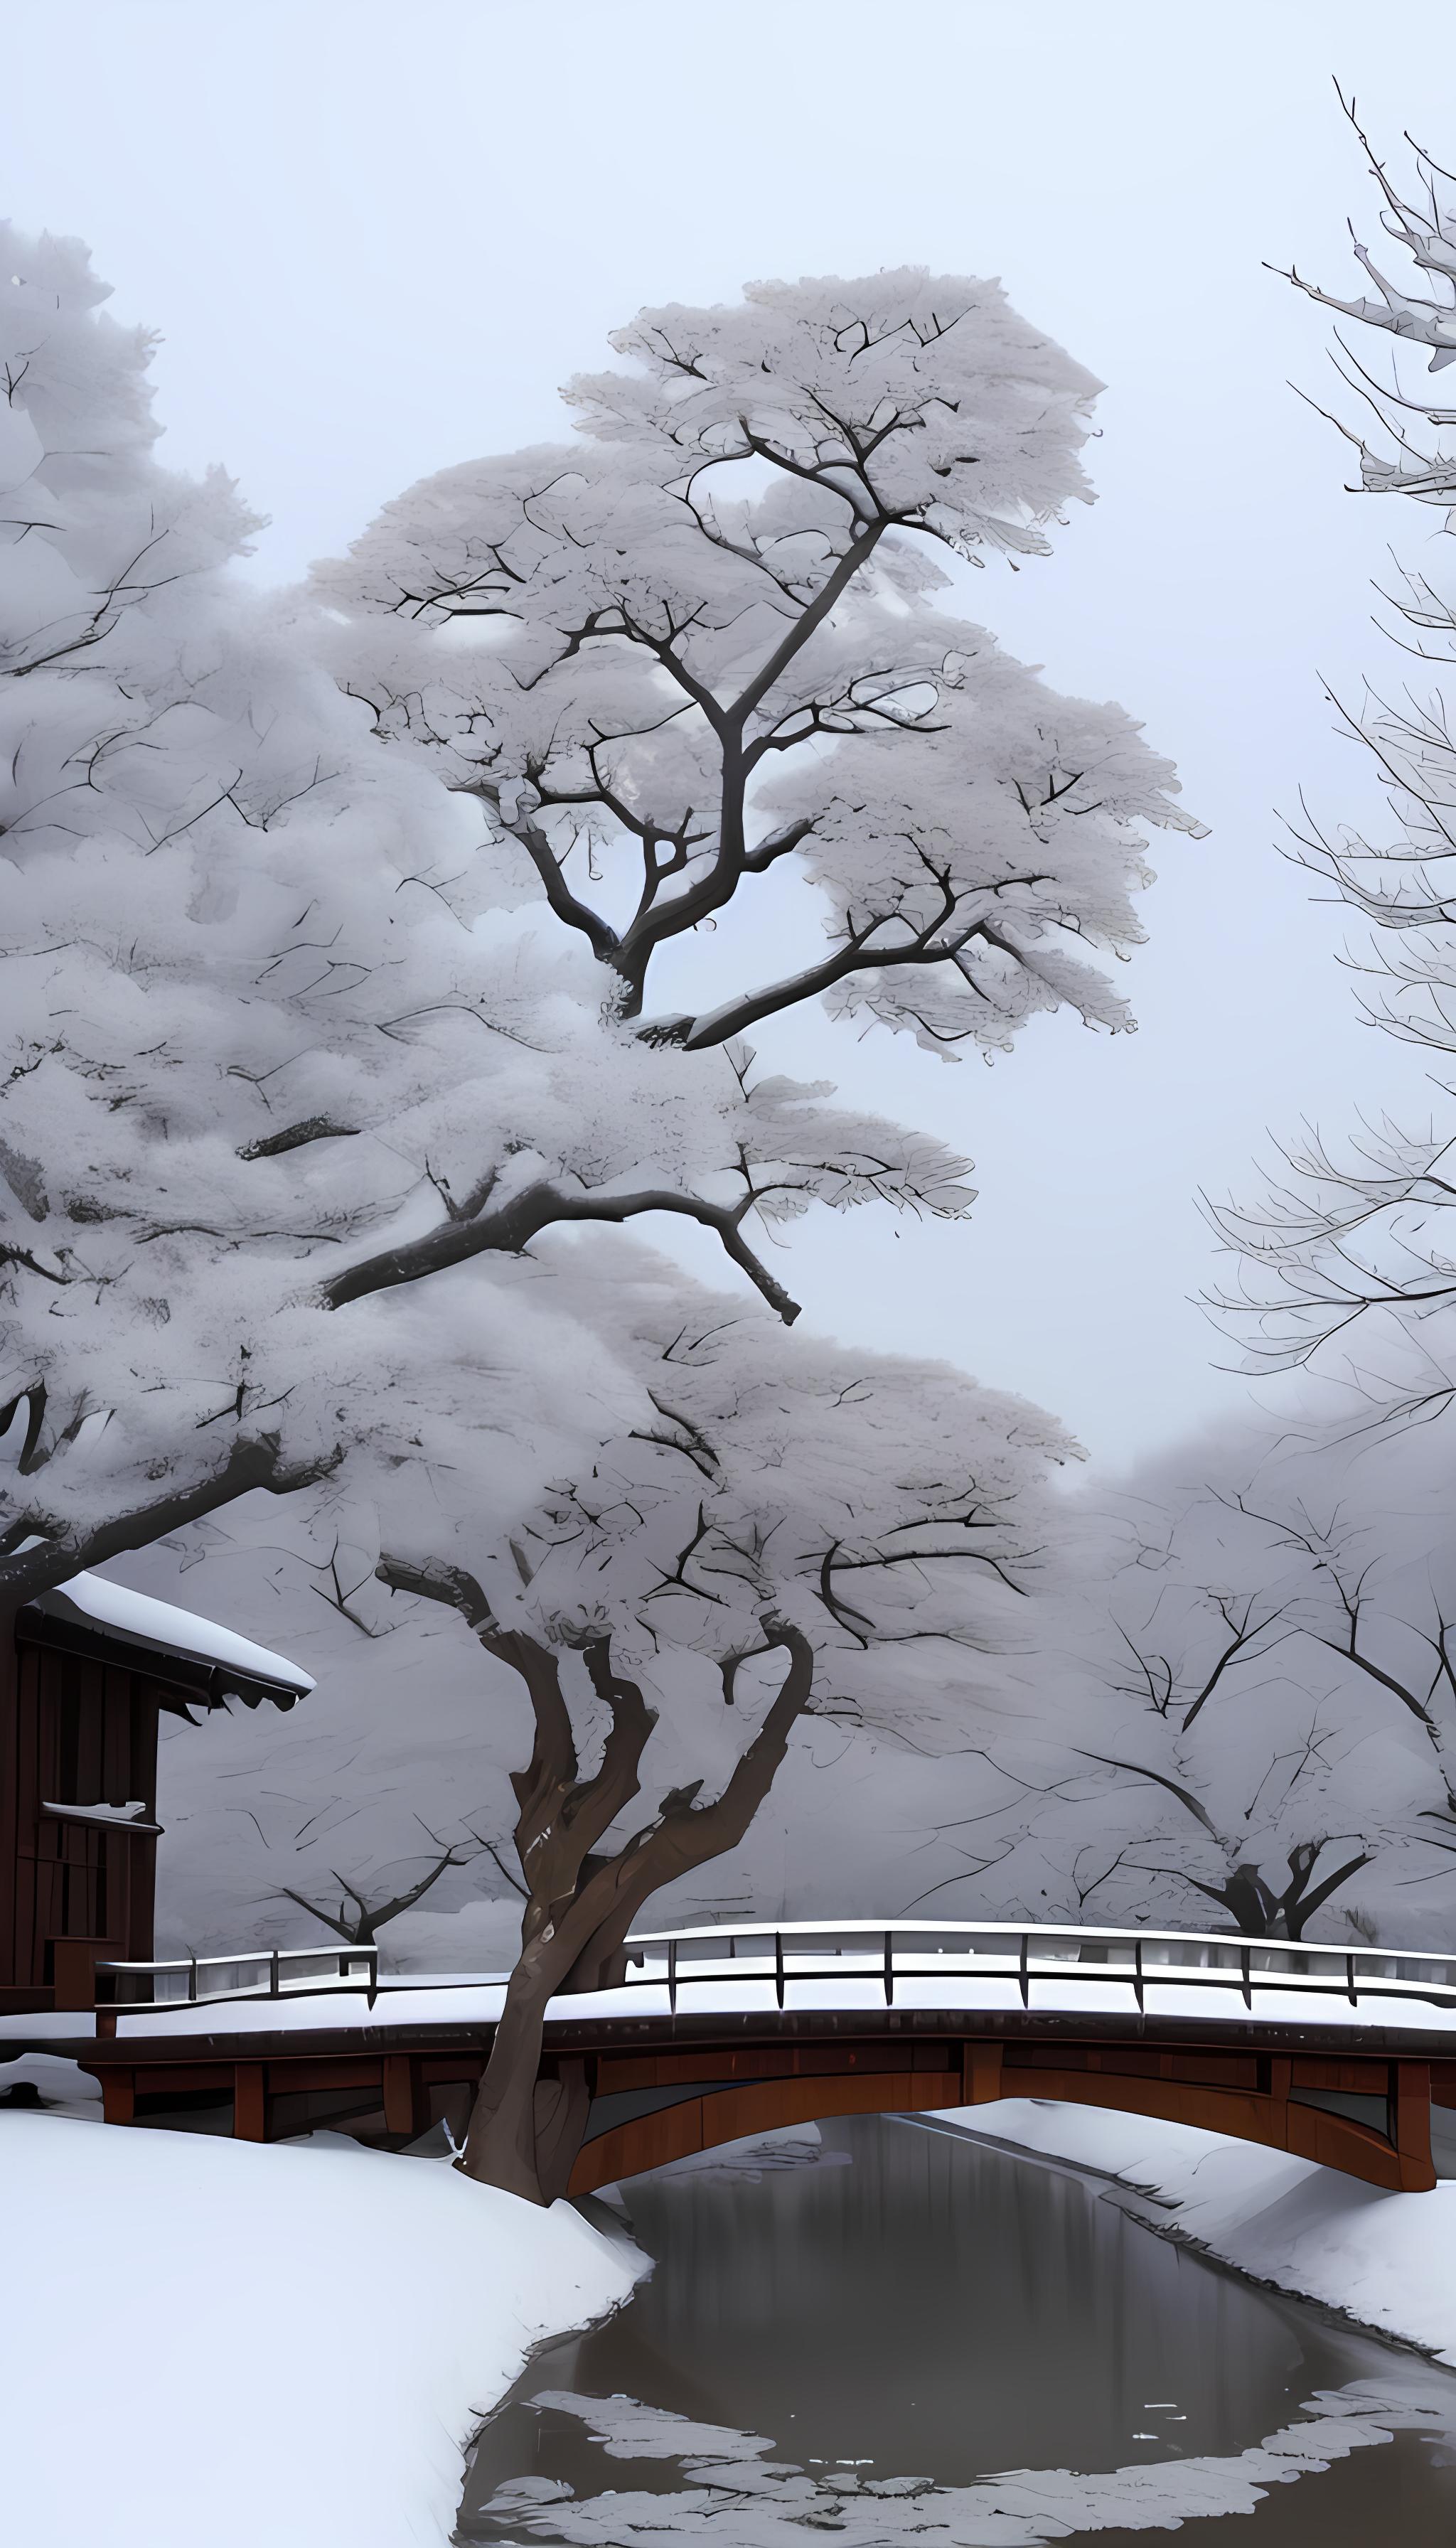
[50,1919,1456,2195]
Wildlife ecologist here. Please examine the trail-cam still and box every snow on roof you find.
[36,1572,314,1697]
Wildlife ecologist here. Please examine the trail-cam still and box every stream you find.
[459,2112,1456,2544]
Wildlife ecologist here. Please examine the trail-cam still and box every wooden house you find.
[1,1573,312,2016]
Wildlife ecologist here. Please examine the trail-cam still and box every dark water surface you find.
[459,2114,1456,2544]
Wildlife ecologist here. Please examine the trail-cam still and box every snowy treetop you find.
[571,266,1104,561]
[315,267,1200,1061]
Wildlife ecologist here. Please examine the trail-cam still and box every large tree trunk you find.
[459,1934,578,2198]
[464,1617,815,2201]
[532,2059,591,2204]
[375,1561,818,2207]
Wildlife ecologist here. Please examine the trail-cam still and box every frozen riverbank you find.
[468,2109,1456,2546]
[933,2098,1456,2365]
[0,2114,643,2548]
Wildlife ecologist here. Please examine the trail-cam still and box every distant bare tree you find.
[1074,1740,1373,1942]
[1054,1470,1456,1939]
[277,1821,512,1947]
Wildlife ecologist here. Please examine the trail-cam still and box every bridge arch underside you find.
[566,2038,1456,2198]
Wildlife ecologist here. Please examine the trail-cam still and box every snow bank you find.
[0,2114,644,2548]
[0,2049,101,2117]
[931,2099,1456,2365]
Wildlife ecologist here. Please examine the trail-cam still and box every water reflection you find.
[460,2113,1456,2544]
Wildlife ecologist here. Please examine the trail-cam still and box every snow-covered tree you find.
[985,1424,1456,1946]
[0,225,619,1615]
[0,237,1033,1617]
[360,1249,1065,2198]
[1,239,1191,1617]
[1216,105,1456,1418]
[313,267,1201,1061]
[1056,1491,1396,1939]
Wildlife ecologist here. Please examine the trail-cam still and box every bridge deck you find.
[53,1997,1456,2198]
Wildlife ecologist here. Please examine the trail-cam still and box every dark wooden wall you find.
[1,1634,161,1995]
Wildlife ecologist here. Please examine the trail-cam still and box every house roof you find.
[18,1571,314,1716]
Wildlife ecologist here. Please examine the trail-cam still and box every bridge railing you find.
[93,1944,378,2016]
[84,1917,1456,2028]
[616,1919,1456,2017]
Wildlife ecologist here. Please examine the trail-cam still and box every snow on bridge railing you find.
[84,1917,1456,2028]
[95,1944,378,2015]
[615,1918,1456,2018]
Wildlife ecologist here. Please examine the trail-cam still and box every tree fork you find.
[460,1617,815,2197]
[376,1555,817,2202]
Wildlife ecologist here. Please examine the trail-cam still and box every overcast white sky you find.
[7,1,1456,1474]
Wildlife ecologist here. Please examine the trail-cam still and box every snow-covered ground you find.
[930,2098,1456,2366]
[0,2112,644,2548]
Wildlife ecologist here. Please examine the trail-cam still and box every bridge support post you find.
[382,2054,428,2141]
[961,2043,1002,2106]
[100,2070,134,2126]
[1393,2062,1436,2193]
[232,2063,267,2141]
